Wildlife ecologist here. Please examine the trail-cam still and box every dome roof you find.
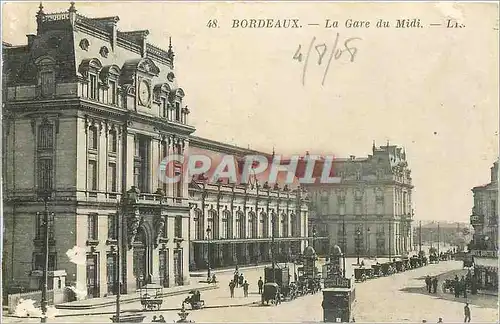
[331,245,343,256]
[303,246,316,257]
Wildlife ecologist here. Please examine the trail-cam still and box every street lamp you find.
[355,228,362,265]
[38,190,51,323]
[206,226,212,280]
[312,226,317,252]
[366,228,371,257]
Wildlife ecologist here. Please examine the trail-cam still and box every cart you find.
[371,264,382,277]
[139,284,163,311]
[261,282,280,305]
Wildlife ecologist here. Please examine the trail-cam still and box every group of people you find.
[425,275,439,294]
[453,274,477,298]
[151,315,167,322]
[229,266,250,298]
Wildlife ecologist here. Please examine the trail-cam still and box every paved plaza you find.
[2,259,498,323]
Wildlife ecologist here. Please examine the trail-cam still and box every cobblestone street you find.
[3,260,497,323]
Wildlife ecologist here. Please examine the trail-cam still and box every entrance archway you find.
[133,225,152,289]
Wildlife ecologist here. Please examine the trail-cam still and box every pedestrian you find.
[432,277,438,294]
[258,277,264,294]
[425,275,432,293]
[229,280,235,298]
[243,280,249,297]
[239,273,244,287]
[464,303,471,322]
[234,268,239,288]
[461,276,467,298]
[437,317,443,323]
[454,276,460,298]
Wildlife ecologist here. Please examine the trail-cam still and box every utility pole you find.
[419,221,422,253]
[115,201,121,322]
[437,222,440,258]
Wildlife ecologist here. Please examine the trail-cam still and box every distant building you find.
[470,160,498,292]
[306,142,414,257]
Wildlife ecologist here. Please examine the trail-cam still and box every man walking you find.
[229,280,235,298]
[463,303,471,323]
[432,277,438,294]
[258,277,264,294]
[233,268,239,288]
[425,275,432,293]
[243,280,249,297]
[461,276,467,298]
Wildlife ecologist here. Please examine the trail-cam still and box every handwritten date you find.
[293,33,362,86]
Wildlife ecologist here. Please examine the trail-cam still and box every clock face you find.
[138,80,150,106]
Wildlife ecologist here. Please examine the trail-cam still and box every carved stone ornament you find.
[99,46,109,58]
[127,212,141,249]
[79,38,90,51]
[154,215,166,247]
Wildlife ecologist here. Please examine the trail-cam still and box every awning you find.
[474,257,498,269]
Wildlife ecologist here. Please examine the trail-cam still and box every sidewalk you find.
[55,282,218,310]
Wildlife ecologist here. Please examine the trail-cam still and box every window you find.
[33,252,57,271]
[175,102,180,122]
[108,163,117,192]
[40,71,55,97]
[109,80,117,104]
[89,74,98,100]
[174,215,182,238]
[159,250,169,288]
[237,211,245,239]
[88,214,98,240]
[261,213,268,238]
[37,123,54,149]
[35,211,55,240]
[161,97,167,118]
[88,160,98,191]
[108,130,117,153]
[37,158,53,191]
[107,214,117,240]
[195,210,204,240]
[106,253,117,294]
[88,126,98,150]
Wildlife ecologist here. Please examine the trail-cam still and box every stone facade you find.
[187,137,310,270]
[305,142,414,257]
[2,4,193,298]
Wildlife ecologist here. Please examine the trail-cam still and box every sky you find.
[2,2,498,223]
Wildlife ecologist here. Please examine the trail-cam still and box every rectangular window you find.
[37,124,54,149]
[174,215,182,238]
[108,131,117,153]
[33,252,57,271]
[89,74,98,100]
[40,71,55,97]
[37,158,53,191]
[88,127,98,150]
[88,160,98,191]
[35,211,55,240]
[109,80,117,105]
[106,253,117,294]
[161,97,167,118]
[108,162,117,192]
[175,102,180,122]
[88,214,98,240]
[107,214,118,240]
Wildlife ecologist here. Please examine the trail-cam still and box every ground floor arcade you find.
[190,238,308,270]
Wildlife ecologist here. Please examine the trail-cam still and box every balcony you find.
[470,214,485,226]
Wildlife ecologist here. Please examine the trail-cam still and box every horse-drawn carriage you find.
[183,290,205,310]
[371,264,382,277]
[261,282,281,305]
[265,266,295,300]
[380,262,395,276]
[354,267,374,282]
[139,284,163,311]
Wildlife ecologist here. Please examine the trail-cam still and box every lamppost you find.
[366,228,371,257]
[355,228,362,265]
[39,190,51,323]
[312,226,317,252]
[206,226,212,281]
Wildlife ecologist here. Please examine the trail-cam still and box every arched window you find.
[209,210,219,240]
[221,210,228,239]
[194,209,204,240]
[35,56,57,98]
[248,212,256,238]
[260,212,268,238]
[281,213,288,237]
[223,210,232,239]
[237,211,245,239]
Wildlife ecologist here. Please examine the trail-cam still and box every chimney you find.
[26,34,36,48]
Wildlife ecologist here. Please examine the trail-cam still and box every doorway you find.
[133,227,151,289]
[86,254,99,298]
